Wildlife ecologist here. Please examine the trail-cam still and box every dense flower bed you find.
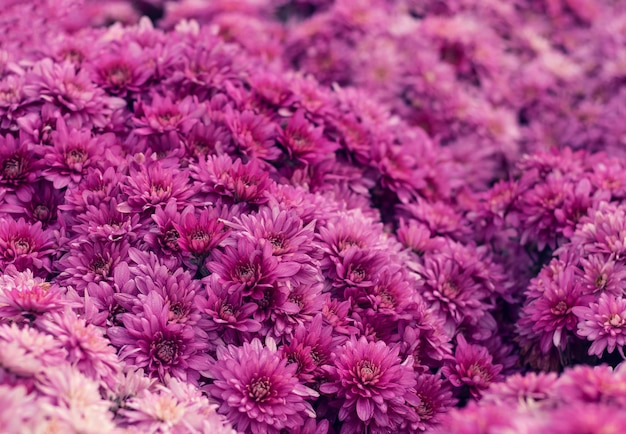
[2,0,626,433]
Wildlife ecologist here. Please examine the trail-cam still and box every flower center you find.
[467,363,492,383]
[154,339,179,364]
[236,263,256,282]
[607,313,625,328]
[107,64,131,86]
[13,238,31,255]
[595,273,608,290]
[550,301,569,316]
[266,233,286,253]
[357,360,379,384]
[90,255,110,276]
[248,376,272,402]
[163,228,180,252]
[219,303,235,320]
[33,204,51,221]
[66,148,87,166]
[416,394,434,420]
[349,265,366,283]
[2,156,22,179]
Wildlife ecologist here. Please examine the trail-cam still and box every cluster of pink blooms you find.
[3,0,626,433]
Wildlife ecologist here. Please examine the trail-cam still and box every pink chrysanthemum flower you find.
[229,206,316,260]
[208,238,300,299]
[0,322,66,384]
[553,365,626,406]
[442,335,503,399]
[117,160,194,213]
[56,239,130,293]
[0,133,40,202]
[578,254,626,296]
[320,336,417,431]
[191,154,272,205]
[23,58,124,127]
[280,314,335,384]
[44,117,113,188]
[224,107,280,162]
[196,274,262,343]
[0,266,66,322]
[480,372,558,408]
[278,109,338,164]
[133,93,204,136]
[524,265,592,353]
[0,385,39,433]
[573,293,626,357]
[174,205,229,257]
[74,199,142,242]
[38,309,121,387]
[142,200,184,266]
[90,42,152,96]
[0,217,54,274]
[403,372,455,432]
[205,337,318,433]
[107,292,210,384]
[61,166,124,214]
[0,180,65,229]
[123,377,236,434]
[36,365,116,433]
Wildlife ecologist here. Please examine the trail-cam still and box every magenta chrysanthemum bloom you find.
[320,336,417,431]
[61,166,124,213]
[56,240,130,293]
[191,155,272,205]
[0,217,54,274]
[205,337,318,433]
[23,58,124,127]
[132,93,204,136]
[196,274,262,342]
[74,199,142,242]
[142,200,184,265]
[0,133,40,202]
[278,109,338,164]
[174,205,229,257]
[229,206,316,260]
[224,107,280,162]
[404,372,455,432]
[117,160,194,213]
[44,117,113,188]
[573,293,626,357]
[107,292,210,384]
[0,180,64,228]
[442,335,503,399]
[524,264,592,353]
[89,42,152,96]
[0,267,66,322]
[208,238,300,299]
